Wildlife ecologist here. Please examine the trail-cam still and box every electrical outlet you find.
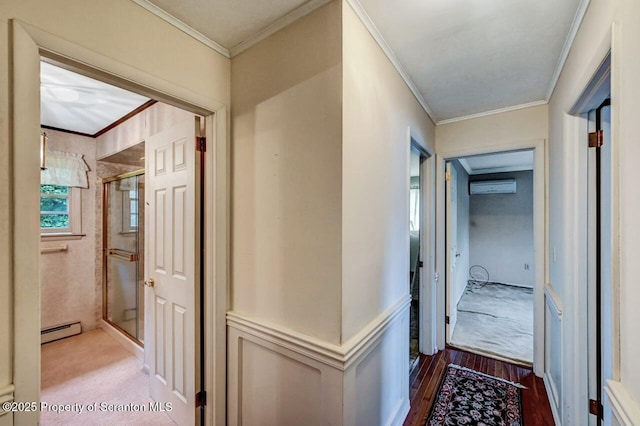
[524,264,529,270]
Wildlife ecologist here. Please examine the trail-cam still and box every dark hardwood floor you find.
[404,347,555,425]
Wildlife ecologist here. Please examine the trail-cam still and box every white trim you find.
[98,319,144,361]
[435,139,546,376]
[457,158,472,175]
[466,165,534,176]
[226,295,411,370]
[437,100,548,126]
[129,0,230,58]
[229,0,332,56]
[544,284,563,317]
[344,0,436,124]
[545,0,593,101]
[0,384,15,417]
[605,381,640,426]
[389,401,410,426]
[543,374,561,425]
[226,313,345,369]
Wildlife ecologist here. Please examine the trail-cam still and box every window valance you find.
[41,150,90,188]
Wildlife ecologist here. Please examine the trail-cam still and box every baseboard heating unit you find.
[41,321,81,344]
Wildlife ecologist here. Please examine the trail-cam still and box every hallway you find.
[404,347,554,425]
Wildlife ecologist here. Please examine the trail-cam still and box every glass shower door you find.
[103,171,145,344]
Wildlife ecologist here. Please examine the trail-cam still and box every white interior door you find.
[145,116,199,425]
[445,162,458,342]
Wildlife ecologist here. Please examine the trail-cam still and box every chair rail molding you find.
[0,384,16,418]
[226,295,411,425]
[605,380,640,426]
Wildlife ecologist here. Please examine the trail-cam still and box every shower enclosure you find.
[103,170,145,345]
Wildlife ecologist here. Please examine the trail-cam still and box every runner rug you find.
[426,364,524,426]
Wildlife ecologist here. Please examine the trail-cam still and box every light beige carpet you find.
[41,329,175,426]
[450,281,533,365]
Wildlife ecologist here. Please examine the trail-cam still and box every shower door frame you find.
[102,169,145,346]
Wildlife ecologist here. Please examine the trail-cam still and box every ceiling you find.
[458,150,534,175]
[41,61,150,136]
[134,0,588,123]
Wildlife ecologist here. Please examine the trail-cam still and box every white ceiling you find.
[41,61,150,136]
[134,0,587,123]
[137,0,320,50]
[458,150,534,175]
[358,0,584,121]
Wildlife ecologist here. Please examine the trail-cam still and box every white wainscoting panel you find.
[227,296,410,425]
[227,319,344,426]
[544,285,562,425]
[605,380,640,426]
[344,307,409,426]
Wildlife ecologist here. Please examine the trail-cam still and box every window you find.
[122,189,139,233]
[410,188,420,231]
[40,184,82,236]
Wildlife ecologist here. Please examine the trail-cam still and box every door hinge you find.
[445,316,450,325]
[589,399,602,417]
[196,136,206,152]
[196,390,207,407]
[588,130,604,148]
[445,171,451,181]
[418,261,424,268]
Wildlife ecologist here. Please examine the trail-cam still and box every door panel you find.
[146,117,199,425]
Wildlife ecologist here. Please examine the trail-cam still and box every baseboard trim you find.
[543,373,561,425]
[605,380,640,426]
[98,319,144,361]
[227,296,411,370]
[388,399,410,426]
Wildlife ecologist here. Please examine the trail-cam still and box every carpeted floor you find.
[41,329,175,425]
[450,281,533,364]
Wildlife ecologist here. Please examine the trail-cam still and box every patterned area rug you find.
[426,364,523,426]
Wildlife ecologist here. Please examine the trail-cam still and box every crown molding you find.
[437,100,548,126]
[345,0,436,124]
[130,0,231,58]
[229,0,332,57]
[545,0,592,101]
[457,158,472,175]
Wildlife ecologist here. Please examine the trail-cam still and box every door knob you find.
[145,278,155,287]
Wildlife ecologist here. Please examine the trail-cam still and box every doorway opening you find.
[445,150,535,366]
[38,58,203,425]
[409,147,422,368]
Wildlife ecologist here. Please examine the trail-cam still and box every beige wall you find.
[231,1,343,343]
[341,1,436,341]
[436,104,548,154]
[40,130,98,332]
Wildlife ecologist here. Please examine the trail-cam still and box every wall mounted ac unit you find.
[469,179,517,195]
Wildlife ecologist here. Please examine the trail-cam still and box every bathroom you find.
[39,59,196,425]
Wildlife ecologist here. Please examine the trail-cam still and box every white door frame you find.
[569,50,619,425]
[406,128,437,357]
[434,140,546,376]
[421,150,437,356]
[10,21,228,425]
